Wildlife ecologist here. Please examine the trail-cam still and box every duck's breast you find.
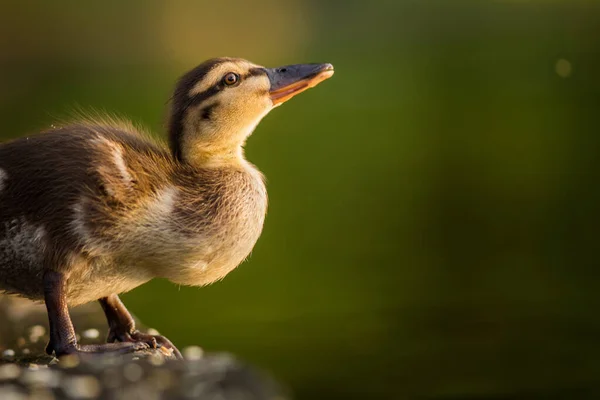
[131,166,268,286]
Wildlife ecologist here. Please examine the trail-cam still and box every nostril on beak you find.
[278,68,288,73]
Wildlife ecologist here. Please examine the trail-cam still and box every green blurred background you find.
[2,1,600,398]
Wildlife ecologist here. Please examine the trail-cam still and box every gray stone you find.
[0,295,288,400]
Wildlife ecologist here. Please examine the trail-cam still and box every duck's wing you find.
[0,123,173,259]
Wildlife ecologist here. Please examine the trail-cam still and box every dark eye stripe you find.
[188,86,221,107]
[246,68,267,78]
[187,68,267,107]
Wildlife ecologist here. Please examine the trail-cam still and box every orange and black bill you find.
[265,63,334,106]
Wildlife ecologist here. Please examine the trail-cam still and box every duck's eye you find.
[223,72,240,86]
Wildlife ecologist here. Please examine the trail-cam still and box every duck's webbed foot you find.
[43,270,150,358]
[99,294,183,359]
[46,340,149,357]
[107,329,181,358]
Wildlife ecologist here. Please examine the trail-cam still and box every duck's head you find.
[168,57,334,166]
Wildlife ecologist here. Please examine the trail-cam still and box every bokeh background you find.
[2,1,600,399]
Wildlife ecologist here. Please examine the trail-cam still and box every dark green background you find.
[2,1,600,398]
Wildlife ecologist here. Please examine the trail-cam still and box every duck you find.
[0,57,334,358]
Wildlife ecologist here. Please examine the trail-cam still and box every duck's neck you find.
[181,143,246,169]
[169,118,256,169]
[169,123,247,169]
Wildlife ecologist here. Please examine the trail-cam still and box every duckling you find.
[0,57,334,358]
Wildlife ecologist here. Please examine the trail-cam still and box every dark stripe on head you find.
[190,86,221,107]
[168,58,231,161]
[201,102,219,121]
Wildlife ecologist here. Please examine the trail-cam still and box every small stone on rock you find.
[19,368,59,388]
[29,388,55,400]
[102,367,121,389]
[58,354,80,369]
[62,375,101,399]
[0,385,27,400]
[159,346,173,357]
[28,325,46,343]
[81,329,100,340]
[2,349,16,358]
[146,328,160,336]
[148,353,165,366]
[0,364,21,380]
[150,369,174,391]
[183,346,203,361]
[29,387,55,400]
[123,363,144,382]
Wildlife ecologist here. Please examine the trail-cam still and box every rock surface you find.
[0,295,288,400]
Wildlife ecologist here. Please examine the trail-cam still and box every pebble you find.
[28,325,46,343]
[123,363,144,382]
[101,367,121,389]
[58,354,80,369]
[150,369,174,391]
[81,329,100,340]
[2,349,16,358]
[146,328,160,336]
[185,381,209,398]
[0,364,21,380]
[0,385,27,400]
[19,368,59,388]
[61,375,101,399]
[159,346,173,357]
[183,346,204,361]
[29,387,56,400]
[148,353,165,366]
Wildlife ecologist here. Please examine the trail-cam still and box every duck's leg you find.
[44,270,148,357]
[99,294,182,359]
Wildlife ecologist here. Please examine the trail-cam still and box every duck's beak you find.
[265,63,334,106]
